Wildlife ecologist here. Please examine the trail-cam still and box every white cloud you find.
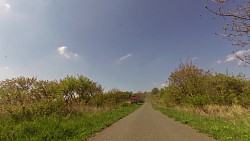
[0,0,28,22]
[161,83,168,88]
[120,53,132,61]
[237,60,244,66]
[192,57,198,61]
[0,0,11,12]
[216,60,222,64]
[225,54,236,62]
[116,53,132,64]
[217,49,250,65]
[57,46,79,59]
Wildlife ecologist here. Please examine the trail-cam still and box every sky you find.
[0,0,249,92]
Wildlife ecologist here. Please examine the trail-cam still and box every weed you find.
[153,103,250,141]
[0,104,140,141]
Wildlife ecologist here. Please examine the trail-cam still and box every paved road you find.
[88,102,217,141]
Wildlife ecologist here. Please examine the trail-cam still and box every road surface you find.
[88,102,217,141]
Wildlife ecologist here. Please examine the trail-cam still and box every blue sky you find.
[0,0,249,92]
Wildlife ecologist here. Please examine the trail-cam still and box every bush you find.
[0,75,134,122]
[162,62,250,108]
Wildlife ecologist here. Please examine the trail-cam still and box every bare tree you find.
[205,0,250,65]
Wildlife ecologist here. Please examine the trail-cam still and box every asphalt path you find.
[88,102,217,141]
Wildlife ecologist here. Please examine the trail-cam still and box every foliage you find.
[0,104,141,141]
[166,62,212,107]
[0,75,143,140]
[0,75,137,122]
[151,87,159,95]
[133,91,147,103]
[59,75,103,105]
[160,62,250,107]
[89,89,131,108]
[205,0,250,65]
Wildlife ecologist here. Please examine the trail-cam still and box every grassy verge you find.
[152,103,250,141]
[0,104,141,141]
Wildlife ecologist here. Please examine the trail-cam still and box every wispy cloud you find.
[161,83,168,88]
[217,49,250,65]
[152,82,168,88]
[116,53,132,64]
[216,60,222,64]
[57,46,79,59]
[0,0,28,22]
[192,57,198,61]
[120,53,132,61]
[0,0,11,12]
[225,54,236,62]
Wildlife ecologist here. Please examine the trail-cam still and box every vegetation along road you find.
[88,102,217,141]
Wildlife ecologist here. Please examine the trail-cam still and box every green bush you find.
[161,62,250,107]
[0,75,136,122]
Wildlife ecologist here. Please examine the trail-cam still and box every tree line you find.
[0,75,133,121]
[153,62,250,108]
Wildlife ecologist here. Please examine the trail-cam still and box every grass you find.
[152,103,250,141]
[0,104,141,141]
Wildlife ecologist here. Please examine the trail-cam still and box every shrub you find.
[162,62,250,107]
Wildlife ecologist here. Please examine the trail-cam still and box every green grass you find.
[152,103,250,141]
[0,104,141,141]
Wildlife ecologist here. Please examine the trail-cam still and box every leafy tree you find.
[0,75,134,121]
[160,62,250,107]
[151,87,159,95]
[167,62,212,106]
[106,88,129,106]
[0,77,37,105]
[209,73,245,105]
[33,80,61,102]
[205,0,250,65]
[75,75,103,104]
[241,80,250,107]
[59,75,103,105]
[59,76,78,103]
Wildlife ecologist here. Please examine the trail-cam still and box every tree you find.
[59,75,103,104]
[151,87,159,95]
[205,0,250,65]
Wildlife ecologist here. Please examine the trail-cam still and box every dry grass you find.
[151,95,250,129]
[200,105,247,119]
[175,105,247,118]
[175,105,250,129]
